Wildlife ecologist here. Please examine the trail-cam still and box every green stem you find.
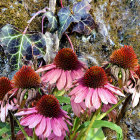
[70,118,81,140]
[116,94,132,124]
[97,97,126,120]
[82,107,101,140]
[12,114,32,140]
[9,111,15,140]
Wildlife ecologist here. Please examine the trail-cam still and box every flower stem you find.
[97,97,126,120]
[65,33,75,52]
[82,107,101,140]
[23,7,49,34]
[116,94,132,124]
[9,111,15,140]
[42,16,45,34]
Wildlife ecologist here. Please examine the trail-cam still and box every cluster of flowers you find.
[0,45,139,139]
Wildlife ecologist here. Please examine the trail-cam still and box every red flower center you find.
[110,46,138,69]
[36,95,60,118]
[135,65,140,79]
[12,65,41,89]
[83,66,108,88]
[54,48,79,70]
[0,77,13,100]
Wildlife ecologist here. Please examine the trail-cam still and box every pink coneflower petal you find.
[1,105,6,122]
[66,71,72,89]
[29,114,43,128]
[20,114,36,126]
[103,89,117,104]
[15,108,37,116]
[92,89,101,109]
[58,118,69,131]
[69,85,84,96]
[105,83,125,96]
[51,118,62,136]
[57,70,66,90]
[98,88,108,104]
[85,88,93,108]
[41,69,55,82]
[132,92,139,107]
[71,99,86,117]
[36,64,56,73]
[35,116,46,136]
[74,88,88,103]
[49,69,62,84]
[43,118,52,137]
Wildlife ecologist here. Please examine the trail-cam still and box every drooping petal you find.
[51,118,62,137]
[41,69,55,82]
[98,88,108,104]
[85,88,93,108]
[57,70,66,90]
[105,83,124,96]
[15,107,37,116]
[35,116,46,136]
[20,114,36,126]
[132,92,139,107]
[36,64,56,73]
[102,89,117,104]
[74,88,88,103]
[92,88,101,109]
[66,71,72,89]
[43,118,52,137]
[29,114,43,128]
[49,69,62,84]
[1,105,6,122]
[58,118,68,132]
[69,84,85,96]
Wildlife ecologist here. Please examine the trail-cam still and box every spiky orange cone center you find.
[54,48,79,70]
[36,95,61,118]
[110,46,138,69]
[0,77,13,100]
[83,66,108,88]
[12,65,41,89]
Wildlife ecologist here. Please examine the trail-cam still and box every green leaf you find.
[55,96,70,104]
[62,104,71,111]
[0,24,46,70]
[43,11,58,32]
[72,117,80,131]
[0,125,10,136]
[77,120,123,140]
[87,128,106,140]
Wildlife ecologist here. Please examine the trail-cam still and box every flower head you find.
[12,65,41,105]
[69,66,124,110]
[110,45,138,70]
[36,48,86,90]
[15,95,71,139]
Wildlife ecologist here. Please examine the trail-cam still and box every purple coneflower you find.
[12,65,41,105]
[69,66,124,110]
[36,48,86,90]
[15,95,71,139]
[0,77,18,122]
[107,45,138,85]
